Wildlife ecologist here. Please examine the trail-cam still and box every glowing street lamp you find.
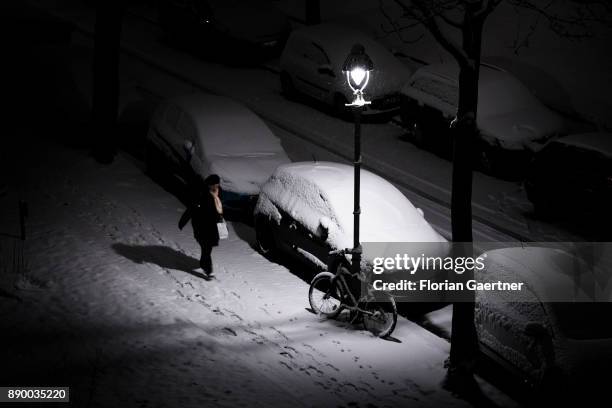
[342,43,374,107]
[341,44,373,276]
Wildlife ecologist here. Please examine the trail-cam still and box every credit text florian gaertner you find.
[370,253,524,292]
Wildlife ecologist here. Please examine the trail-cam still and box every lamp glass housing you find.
[342,44,374,107]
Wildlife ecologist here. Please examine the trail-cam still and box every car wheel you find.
[144,140,163,179]
[525,174,557,219]
[332,93,349,119]
[478,144,503,176]
[400,100,426,146]
[255,216,276,256]
[409,119,427,146]
[532,194,558,219]
[280,72,296,99]
[479,145,527,180]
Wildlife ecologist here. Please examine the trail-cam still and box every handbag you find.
[217,220,229,240]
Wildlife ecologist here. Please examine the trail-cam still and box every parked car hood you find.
[478,107,566,151]
[210,153,290,195]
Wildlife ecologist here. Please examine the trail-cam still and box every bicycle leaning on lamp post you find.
[308,44,398,338]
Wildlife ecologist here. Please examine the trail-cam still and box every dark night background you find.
[1,1,611,407]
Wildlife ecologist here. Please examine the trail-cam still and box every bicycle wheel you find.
[309,272,344,318]
[254,216,276,257]
[362,293,398,338]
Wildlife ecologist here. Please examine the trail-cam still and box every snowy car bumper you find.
[221,190,258,214]
[369,93,401,113]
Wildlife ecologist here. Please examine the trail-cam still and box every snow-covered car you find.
[525,132,612,220]
[158,0,290,60]
[400,63,567,175]
[475,246,612,393]
[279,23,412,117]
[253,162,446,271]
[146,93,290,210]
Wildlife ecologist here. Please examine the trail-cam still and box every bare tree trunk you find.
[305,0,320,25]
[448,3,483,381]
[92,1,124,164]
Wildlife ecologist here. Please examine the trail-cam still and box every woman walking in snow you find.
[179,174,224,277]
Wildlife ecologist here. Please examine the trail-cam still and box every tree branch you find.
[474,0,503,19]
[391,0,469,64]
[508,0,612,39]
[378,0,424,44]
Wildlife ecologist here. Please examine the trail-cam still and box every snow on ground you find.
[0,136,522,407]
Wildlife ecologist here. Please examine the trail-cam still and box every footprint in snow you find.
[306,365,324,376]
[278,359,296,371]
[222,327,237,336]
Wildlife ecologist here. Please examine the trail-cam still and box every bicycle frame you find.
[328,264,378,317]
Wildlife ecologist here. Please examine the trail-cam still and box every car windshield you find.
[193,108,284,157]
[478,71,542,116]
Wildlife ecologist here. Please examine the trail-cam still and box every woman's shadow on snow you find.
[112,243,207,279]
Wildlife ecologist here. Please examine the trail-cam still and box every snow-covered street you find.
[1,137,517,407]
[28,0,597,243]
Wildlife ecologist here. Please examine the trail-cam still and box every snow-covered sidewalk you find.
[0,135,519,407]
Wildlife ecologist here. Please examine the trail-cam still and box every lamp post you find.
[342,44,373,276]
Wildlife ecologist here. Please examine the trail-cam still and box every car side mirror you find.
[317,217,330,240]
[416,208,424,217]
[524,322,548,338]
[317,65,335,77]
[183,140,194,155]
[391,48,406,58]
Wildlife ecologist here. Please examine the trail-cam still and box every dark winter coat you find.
[179,192,222,246]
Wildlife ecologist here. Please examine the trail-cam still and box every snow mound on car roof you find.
[172,93,290,194]
[402,64,566,150]
[174,93,287,157]
[257,162,445,250]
